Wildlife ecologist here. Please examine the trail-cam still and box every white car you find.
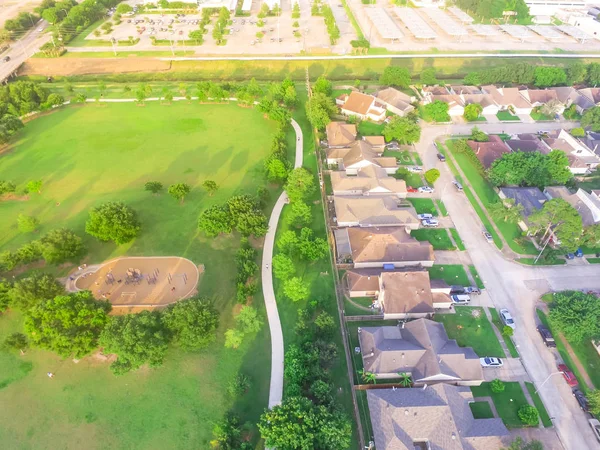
[482,231,493,243]
[417,213,433,220]
[418,186,434,194]
[589,419,600,442]
[480,357,503,368]
[500,308,515,330]
[408,166,423,173]
[421,219,439,228]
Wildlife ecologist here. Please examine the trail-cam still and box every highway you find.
[0,19,50,82]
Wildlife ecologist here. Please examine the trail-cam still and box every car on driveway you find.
[482,230,493,243]
[437,153,446,162]
[573,388,589,412]
[480,357,503,368]
[417,213,433,220]
[407,186,418,193]
[500,308,515,330]
[408,166,422,173]
[575,248,584,257]
[537,325,556,347]
[590,419,600,442]
[450,294,470,305]
[566,252,575,260]
[558,364,579,387]
[464,286,481,295]
[421,218,439,228]
[418,186,434,194]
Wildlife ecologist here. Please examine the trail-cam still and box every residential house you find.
[345,269,452,318]
[467,135,511,169]
[462,93,500,116]
[448,85,483,95]
[326,140,398,175]
[421,91,465,116]
[499,187,547,231]
[367,384,509,450]
[336,91,387,122]
[504,133,550,154]
[375,87,415,117]
[330,166,407,197]
[326,121,357,148]
[519,88,561,112]
[582,131,600,156]
[334,226,435,268]
[554,86,594,113]
[362,135,386,151]
[333,196,420,228]
[359,319,484,384]
[481,85,533,114]
[544,186,600,226]
[578,87,600,107]
[543,129,600,174]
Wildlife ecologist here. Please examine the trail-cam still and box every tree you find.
[464,72,481,86]
[582,223,600,247]
[258,396,352,450]
[566,62,587,85]
[198,204,233,237]
[488,151,570,188]
[488,199,524,224]
[265,157,288,183]
[548,290,600,342]
[162,297,219,351]
[0,280,10,314]
[502,325,514,337]
[518,405,539,426]
[471,126,489,142]
[224,328,244,349]
[116,3,132,14]
[0,180,16,195]
[26,179,42,194]
[379,66,411,88]
[235,305,262,333]
[490,378,505,393]
[464,103,483,121]
[534,66,567,88]
[570,127,585,137]
[39,228,84,264]
[313,76,332,96]
[202,180,218,196]
[422,100,450,122]
[289,201,312,227]
[582,106,600,132]
[168,183,191,203]
[9,273,64,311]
[4,332,28,354]
[306,93,336,130]
[529,199,583,252]
[211,413,252,450]
[17,214,39,233]
[588,390,600,416]
[314,311,335,337]
[588,63,600,86]
[283,277,309,302]
[272,253,296,280]
[545,150,572,185]
[285,168,315,203]
[424,168,440,185]
[540,99,562,117]
[100,311,169,374]
[419,67,438,86]
[85,202,141,245]
[383,116,421,144]
[144,181,163,194]
[277,230,299,255]
[25,291,111,358]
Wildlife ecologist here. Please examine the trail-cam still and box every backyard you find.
[471,382,531,429]
[0,102,283,449]
[428,264,470,286]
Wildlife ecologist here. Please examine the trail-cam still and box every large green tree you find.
[582,106,600,132]
[548,290,600,342]
[272,253,296,280]
[283,277,310,302]
[463,103,483,121]
[534,66,567,88]
[379,66,411,88]
[39,228,85,264]
[85,202,141,245]
[162,297,220,351]
[488,199,524,224]
[9,273,64,311]
[488,150,571,188]
[100,310,169,375]
[383,116,421,144]
[168,183,191,203]
[306,93,336,130]
[24,291,111,358]
[285,168,316,203]
[198,204,233,237]
[529,198,582,252]
[422,100,450,122]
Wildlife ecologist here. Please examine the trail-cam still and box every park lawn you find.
[489,308,519,358]
[436,199,449,216]
[525,382,553,428]
[407,198,437,215]
[468,265,485,290]
[496,110,520,121]
[434,306,505,358]
[449,228,465,251]
[428,264,470,286]
[0,102,282,449]
[446,140,536,254]
[411,229,455,250]
[469,401,495,419]
[471,382,531,429]
[357,120,385,136]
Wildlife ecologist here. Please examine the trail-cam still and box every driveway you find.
[482,358,530,382]
[415,121,600,450]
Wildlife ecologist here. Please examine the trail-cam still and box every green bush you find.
[518,405,539,426]
[490,379,505,393]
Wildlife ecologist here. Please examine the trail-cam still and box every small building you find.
[333,196,420,228]
[330,165,407,197]
[519,88,561,111]
[375,87,415,117]
[335,226,435,268]
[504,134,550,154]
[336,91,387,122]
[554,87,594,113]
[578,87,600,107]
[543,129,600,174]
[481,86,533,115]
[461,93,500,116]
[499,187,547,231]
[467,135,511,169]
[326,140,397,175]
[326,121,357,148]
[544,186,600,226]
[359,319,484,384]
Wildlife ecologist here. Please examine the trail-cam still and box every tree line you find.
[455,0,530,23]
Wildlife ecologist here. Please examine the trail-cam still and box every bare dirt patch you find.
[20,58,171,77]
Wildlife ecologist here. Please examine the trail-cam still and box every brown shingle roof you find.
[330,165,407,195]
[481,85,532,108]
[467,135,510,169]
[341,91,376,115]
[375,87,414,112]
[347,227,434,264]
[326,121,357,147]
[334,196,419,227]
[379,271,434,315]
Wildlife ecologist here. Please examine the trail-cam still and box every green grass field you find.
[449,228,465,251]
[428,264,470,286]
[496,111,520,121]
[471,382,531,428]
[0,102,283,449]
[411,229,455,250]
[407,198,437,215]
[434,306,505,358]
[357,121,385,136]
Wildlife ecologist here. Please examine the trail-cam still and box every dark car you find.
[566,253,575,260]
[575,248,584,257]
[2,56,9,62]
[573,388,590,412]
[537,325,556,347]
[437,153,446,162]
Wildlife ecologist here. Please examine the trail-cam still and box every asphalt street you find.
[0,20,50,83]
[417,121,600,450]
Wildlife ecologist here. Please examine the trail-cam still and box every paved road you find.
[161,54,600,61]
[0,19,50,82]
[261,118,303,409]
[416,121,600,449]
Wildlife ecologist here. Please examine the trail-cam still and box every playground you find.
[74,256,200,307]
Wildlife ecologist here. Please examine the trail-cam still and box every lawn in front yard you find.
[436,199,449,216]
[395,172,423,187]
[469,401,495,419]
[530,109,554,121]
[412,229,455,250]
[489,308,519,358]
[471,382,531,428]
[496,110,520,121]
[407,198,437,215]
[468,265,485,290]
[449,228,465,251]
[525,382,553,427]
[434,306,505,357]
[382,149,414,164]
[428,264,470,286]
[358,120,385,136]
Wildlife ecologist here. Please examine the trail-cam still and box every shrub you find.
[490,379,505,393]
[518,405,539,426]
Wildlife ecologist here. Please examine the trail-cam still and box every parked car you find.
[417,213,433,220]
[482,231,493,243]
[2,56,9,62]
[421,218,439,228]
[480,357,503,368]
[575,248,584,257]
[437,153,446,162]
[558,364,579,387]
[408,166,422,173]
[536,325,556,347]
[589,419,600,442]
[450,294,470,304]
[566,252,575,260]
[573,388,590,412]
[452,180,463,191]
[464,286,481,295]
[407,186,418,193]
[499,308,515,330]
[418,186,434,194]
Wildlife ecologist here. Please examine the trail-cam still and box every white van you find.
[451,294,471,304]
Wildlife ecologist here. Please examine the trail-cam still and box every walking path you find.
[261,118,303,409]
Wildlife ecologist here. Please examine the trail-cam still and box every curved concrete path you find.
[262,118,303,409]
